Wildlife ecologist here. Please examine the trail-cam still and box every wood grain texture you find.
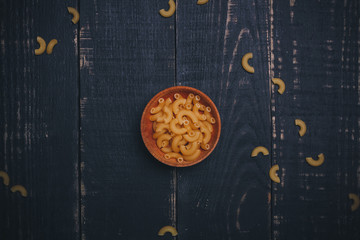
[271,0,360,239]
[176,0,272,239]
[79,0,176,239]
[0,0,79,240]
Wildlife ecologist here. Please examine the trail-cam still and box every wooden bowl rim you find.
[141,86,221,167]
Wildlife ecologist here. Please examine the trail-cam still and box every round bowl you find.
[141,86,221,167]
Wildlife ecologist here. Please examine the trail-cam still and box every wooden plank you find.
[176,0,272,239]
[271,0,360,239]
[0,0,80,240]
[79,1,176,239]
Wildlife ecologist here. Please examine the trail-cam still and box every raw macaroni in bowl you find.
[141,86,221,167]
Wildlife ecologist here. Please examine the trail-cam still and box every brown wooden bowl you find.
[141,86,221,167]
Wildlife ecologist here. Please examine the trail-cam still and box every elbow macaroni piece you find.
[170,119,187,135]
[177,110,199,124]
[157,134,172,148]
[46,39,58,54]
[349,193,360,211]
[183,149,201,161]
[158,226,178,236]
[172,98,186,114]
[306,153,324,167]
[269,165,280,183]
[295,119,306,137]
[171,135,183,153]
[272,78,285,94]
[242,52,254,73]
[202,121,213,132]
[149,93,216,163]
[180,142,199,156]
[251,146,269,157]
[10,185,28,197]
[0,171,9,186]
[35,36,46,55]
[197,0,209,5]
[67,7,80,24]
[183,130,201,142]
[193,103,207,120]
[155,123,169,132]
[161,147,172,153]
[159,0,176,18]
[151,98,165,114]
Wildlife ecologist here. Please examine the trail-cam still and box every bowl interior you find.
[141,86,221,167]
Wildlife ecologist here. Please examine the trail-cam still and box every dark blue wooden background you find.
[0,0,359,239]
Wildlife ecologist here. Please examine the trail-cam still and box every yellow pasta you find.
[201,143,210,150]
[180,142,200,156]
[251,146,269,157]
[183,130,201,142]
[159,0,176,18]
[156,134,171,148]
[200,126,211,144]
[174,93,182,100]
[269,165,280,183]
[197,0,209,5]
[185,93,194,110]
[163,105,173,123]
[306,153,324,167]
[155,123,169,132]
[202,121,213,132]
[183,149,201,161]
[149,93,216,163]
[188,120,200,130]
[0,171,10,186]
[172,98,186,114]
[35,36,46,55]
[272,78,285,94]
[10,185,28,197]
[170,119,187,135]
[178,138,188,146]
[242,52,254,73]
[177,110,198,124]
[192,95,201,105]
[193,103,207,120]
[204,107,216,124]
[149,112,163,122]
[67,7,80,24]
[295,119,306,137]
[349,193,360,211]
[46,39,58,54]
[161,147,172,153]
[171,135,183,153]
[158,226,178,236]
[153,129,166,139]
[151,98,165,114]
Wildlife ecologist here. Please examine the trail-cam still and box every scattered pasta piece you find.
[34,36,46,55]
[269,165,280,183]
[295,119,306,137]
[242,52,254,73]
[10,185,28,197]
[197,0,209,5]
[306,153,324,167]
[67,7,80,24]
[349,193,360,211]
[0,171,10,186]
[271,78,285,94]
[158,226,178,236]
[159,0,176,18]
[46,39,58,54]
[251,146,269,157]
